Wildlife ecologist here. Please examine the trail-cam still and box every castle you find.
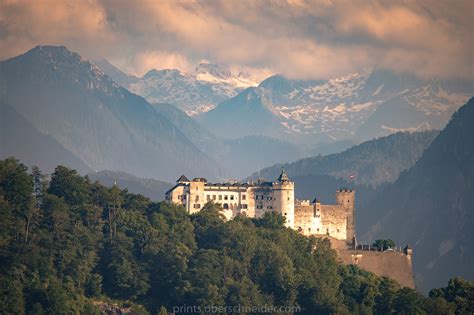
[166,170,414,288]
[165,170,354,245]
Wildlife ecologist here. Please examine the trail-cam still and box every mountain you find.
[0,46,220,182]
[0,101,92,174]
[360,98,474,293]
[126,63,258,116]
[249,130,438,187]
[92,58,138,87]
[153,103,304,178]
[88,170,172,201]
[196,87,291,140]
[355,82,471,139]
[199,69,471,144]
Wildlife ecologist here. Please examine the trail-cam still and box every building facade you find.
[166,170,353,236]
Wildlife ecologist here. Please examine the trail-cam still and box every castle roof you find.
[277,169,289,182]
[176,175,190,183]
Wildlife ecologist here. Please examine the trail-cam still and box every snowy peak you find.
[202,68,473,143]
[143,68,184,80]
[126,63,259,115]
[195,63,231,79]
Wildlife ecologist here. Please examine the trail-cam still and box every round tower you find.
[272,169,295,229]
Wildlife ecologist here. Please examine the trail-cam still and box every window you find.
[242,194,246,200]
[206,195,210,201]
[213,195,216,200]
[219,195,222,200]
[224,195,228,200]
[194,204,200,209]
[223,203,229,209]
[267,197,272,201]
[257,205,263,209]
[230,195,234,200]
[195,196,199,202]
[267,206,272,209]
[284,213,287,216]
[287,197,290,201]
[241,204,248,209]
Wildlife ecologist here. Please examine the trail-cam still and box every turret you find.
[336,188,355,246]
[273,169,295,228]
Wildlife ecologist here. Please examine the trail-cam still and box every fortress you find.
[166,170,414,288]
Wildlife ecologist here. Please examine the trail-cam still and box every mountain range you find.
[0,46,220,182]
[96,51,472,149]
[0,46,307,180]
[360,98,474,293]
[103,61,259,116]
[198,70,472,144]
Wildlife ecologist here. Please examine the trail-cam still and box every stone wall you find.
[320,204,347,240]
[337,249,415,288]
[294,203,347,240]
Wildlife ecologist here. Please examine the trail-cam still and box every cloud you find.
[0,0,472,80]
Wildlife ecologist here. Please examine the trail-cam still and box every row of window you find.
[256,205,273,209]
[255,195,273,201]
[205,194,246,201]
[193,203,249,210]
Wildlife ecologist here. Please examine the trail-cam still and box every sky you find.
[0,0,472,80]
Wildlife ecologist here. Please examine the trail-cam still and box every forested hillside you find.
[361,98,474,293]
[1,158,472,314]
[250,131,438,187]
[87,170,172,202]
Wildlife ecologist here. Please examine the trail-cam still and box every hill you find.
[249,131,439,187]
[361,98,474,293]
[0,102,91,174]
[0,46,220,182]
[88,170,172,201]
[1,158,470,314]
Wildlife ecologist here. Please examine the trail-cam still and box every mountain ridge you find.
[0,45,221,182]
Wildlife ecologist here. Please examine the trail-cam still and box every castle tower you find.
[272,169,295,229]
[188,178,206,214]
[336,188,356,246]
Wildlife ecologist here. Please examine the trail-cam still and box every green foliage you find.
[0,159,471,314]
[372,239,396,251]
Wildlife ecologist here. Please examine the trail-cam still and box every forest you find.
[0,157,472,314]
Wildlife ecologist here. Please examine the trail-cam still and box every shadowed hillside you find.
[249,131,438,187]
[361,98,474,293]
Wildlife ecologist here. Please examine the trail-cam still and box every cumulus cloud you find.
[0,0,472,80]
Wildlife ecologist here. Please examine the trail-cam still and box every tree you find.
[48,166,91,206]
[372,239,395,251]
[253,211,286,229]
